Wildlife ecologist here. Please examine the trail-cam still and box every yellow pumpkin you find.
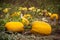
[31,21,52,35]
[3,8,10,13]
[5,22,24,32]
[11,11,21,17]
[50,14,58,20]
[22,7,27,11]
[28,7,36,11]
[18,7,27,11]
[48,12,52,16]
[44,12,52,17]
[23,14,32,19]
[21,17,29,25]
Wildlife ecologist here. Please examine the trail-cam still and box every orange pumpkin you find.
[50,14,58,20]
[31,21,52,35]
[5,22,24,32]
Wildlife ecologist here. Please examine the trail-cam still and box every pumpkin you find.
[48,12,52,16]
[28,7,36,11]
[50,14,58,20]
[23,14,32,19]
[45,12,52,16]
[3,8,10,13]
[21,17,29,25]
[31,21,52,35]
[22,7,27,11]
[5,22,24,32]
[18,7,27,11]
[11,11,21,17]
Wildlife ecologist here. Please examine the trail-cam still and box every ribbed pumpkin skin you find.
[31,21,52,35]
[5,22,24,32]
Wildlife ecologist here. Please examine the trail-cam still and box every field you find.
[0,0,60,40]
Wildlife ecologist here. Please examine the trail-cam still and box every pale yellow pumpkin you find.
[21,17,29,25]
[45,12,52,16]
[3,8,10,13]
[23,14,32,19]
[11,11,21,17]
[28,7,36,11]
